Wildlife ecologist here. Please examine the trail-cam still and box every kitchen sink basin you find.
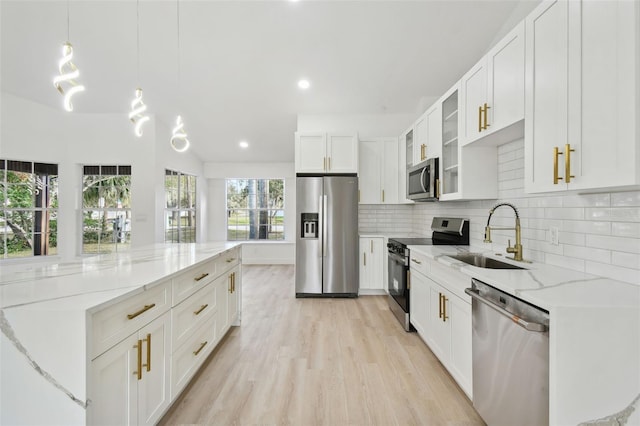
[448,253,526,270]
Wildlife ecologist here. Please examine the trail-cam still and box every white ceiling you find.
[1,0,538,163]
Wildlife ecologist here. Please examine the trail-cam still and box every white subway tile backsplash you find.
[564,245,611,264]
[611,191,640,207]
[586,235,640,254]
[558,231,585,246]
[545,208,584,220]
[562,193,610,208]
[612,252,640,270]
[585,208,611,221]
[545,253,585,273]
[585,261,640,285]
[610,208,640,222]
[612,222,640,238]
[562,220,611,235]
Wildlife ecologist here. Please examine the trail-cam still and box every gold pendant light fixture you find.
[129,0,150,137]
[170,0,190,153]
[53,1,85,112]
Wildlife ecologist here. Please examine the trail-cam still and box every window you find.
[0,159,58,259]
[226,179,284,241]
[165,170,196,243]
[82,165,132,254]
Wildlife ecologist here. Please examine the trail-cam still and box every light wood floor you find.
[159,265,484,426]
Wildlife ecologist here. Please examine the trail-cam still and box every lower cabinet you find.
[411,258,473,399]
[90,311,171,426]
[359,236,386,294]
[89,247,242,425]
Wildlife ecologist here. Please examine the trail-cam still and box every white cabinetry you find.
[90,311,171,426]
[295,132,358,174]
[359,138,398,204]
[525,0,639,193]
[461,21,525,146]
[359,236,385,294]
[409,252,472,399]
[398,129,414,204]
[439,84,498,201]
[413,104,442,164]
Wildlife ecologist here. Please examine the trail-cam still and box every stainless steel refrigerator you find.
[295,175,359,297]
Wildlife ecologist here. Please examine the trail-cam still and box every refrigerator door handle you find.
[318,196,323,257]
[322,195,328,257]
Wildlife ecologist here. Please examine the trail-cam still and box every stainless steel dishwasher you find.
[465,279,550,426]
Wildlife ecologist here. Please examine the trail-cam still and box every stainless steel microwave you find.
[407,158,439,201]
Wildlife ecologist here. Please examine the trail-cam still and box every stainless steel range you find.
[387,217,469,331]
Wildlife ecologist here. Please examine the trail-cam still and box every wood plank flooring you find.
[159,265,484,426]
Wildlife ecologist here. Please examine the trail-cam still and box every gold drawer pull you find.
[411,258,422,265]
[194,304,208,315]
[194,273,209,282]
[127,303,156,320]
[553,146,563,184]
[478,106,483,132]
[483,103,490,129]
[442,296,449,321]
[565,143,575,183]
[193,341,208,356]
[225,258,236,263]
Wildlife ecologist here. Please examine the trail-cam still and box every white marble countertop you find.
[0,242,240,312]
[408,244,640,426]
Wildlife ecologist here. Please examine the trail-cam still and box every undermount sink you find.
[448,253,526,270]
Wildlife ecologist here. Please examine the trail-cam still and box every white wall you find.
[360,138,640,286]
[204,162,295,264]
[297,113,415,139]
[0,93,206,259]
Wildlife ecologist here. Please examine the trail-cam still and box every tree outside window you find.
[0,159,58,259]
[82,165,132,254]
[165,170,196,243]
[226,179,284,241]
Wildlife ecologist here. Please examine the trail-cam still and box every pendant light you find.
[53,1,85,112]
[128,0,150,137]
[170,0,190,153]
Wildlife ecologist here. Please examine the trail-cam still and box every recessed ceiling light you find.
[239,141,249,149]
[298,79,310,90]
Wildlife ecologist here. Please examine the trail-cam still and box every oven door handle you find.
[388,251,407,265]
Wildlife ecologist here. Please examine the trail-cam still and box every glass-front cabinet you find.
[440,85,460,198]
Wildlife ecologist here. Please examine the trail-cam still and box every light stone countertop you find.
[408,244,640,426]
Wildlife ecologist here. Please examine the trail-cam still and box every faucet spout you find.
[484,202,523,261]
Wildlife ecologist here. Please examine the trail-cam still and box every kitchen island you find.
[408,244,640,426]
[0,242,241,425]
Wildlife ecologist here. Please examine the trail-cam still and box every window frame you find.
[164,169,197,243]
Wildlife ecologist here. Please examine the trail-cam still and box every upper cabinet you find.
[461,21,525,146]
[295,132,358,174]
[525,0,639,193]
[359,138,399,204]
[439,83,498,201]
[398,129,415,204]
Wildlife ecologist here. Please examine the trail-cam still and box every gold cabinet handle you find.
[228,274,232,293]
[553,147,564,184]
[323,157,326,171]
[435,178,440,198]
[382,189,385,203]
[411,258,421,265]
[478,106,483,132]
[134,340,142,380]
[225,258,236,263]
[421,144,426,161]
[232,272,236,293]
[193,341,208,356]
[442,295,449,321]
[438,293,443,319]
[328,157,331,170]
[127,303,156,320]
[143,333,151,372]
[406,270,411,290]
[370,240,373,253]
[194,304,208,315]
[194,272,209,282]
[565,143,575,183]
[483,103,490,130]
[363,252,366,266]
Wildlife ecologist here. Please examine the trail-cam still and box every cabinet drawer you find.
[171,283,217,350]
[215,247,240,274]
[171,315,216,399]
[172,260,216,306]
[91,280,170,359]
[409,250,429,277]
[429,260,472,302]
